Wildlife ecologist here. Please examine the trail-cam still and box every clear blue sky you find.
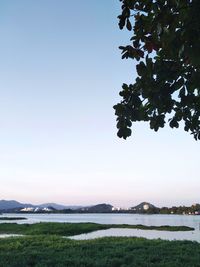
[0,0,199,207]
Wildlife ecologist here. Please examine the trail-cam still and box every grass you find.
[0,235,200,267]
[0,222,194,236]
[0,217,26,221]
[0,222,196,266]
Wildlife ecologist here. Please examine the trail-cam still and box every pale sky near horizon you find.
[0,0,199,208]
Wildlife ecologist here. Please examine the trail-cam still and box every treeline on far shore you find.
[2,204,200,215]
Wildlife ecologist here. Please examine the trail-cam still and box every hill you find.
[131,202,158,213]
[78,204,113,213]
[0,200,33,210]
[38,203,82,210]
[0,200,81,212]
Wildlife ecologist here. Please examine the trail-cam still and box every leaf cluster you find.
[114,0,200,139]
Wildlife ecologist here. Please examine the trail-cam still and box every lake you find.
[69,228,200,243]
[1,213,200,228]
[1,213,200,242]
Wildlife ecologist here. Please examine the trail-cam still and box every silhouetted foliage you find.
[114,0,200,140]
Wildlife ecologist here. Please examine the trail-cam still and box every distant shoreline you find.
[1,211,200,216]
[1,201,200,215]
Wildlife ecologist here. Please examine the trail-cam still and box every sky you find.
[0,0,199,208]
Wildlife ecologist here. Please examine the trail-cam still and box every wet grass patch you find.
[0,235,199,267]
[0,222,194,236]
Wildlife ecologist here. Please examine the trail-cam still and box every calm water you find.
[1,213,200,228]
[1,213,200,242]
[69,228,200,243]
[0,234,23,238]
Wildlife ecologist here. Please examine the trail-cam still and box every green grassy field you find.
[0,222,194,236]
[0,222,198,267]
[0,235,200,267]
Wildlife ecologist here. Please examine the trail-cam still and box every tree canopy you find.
[114,0,200,140]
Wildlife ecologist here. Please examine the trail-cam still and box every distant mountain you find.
[0,200,159,214]
[131,202,157,212]
[79,203,113,213]
[39,203,82,210]
[0,200,82,212]
[0,200,33,210]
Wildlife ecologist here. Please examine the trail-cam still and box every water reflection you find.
[0,234,23,238]
[1,213,200,242]
[69,228,200,243]
[1,213,200,229]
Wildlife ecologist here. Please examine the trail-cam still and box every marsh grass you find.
[0,235,200,267]
[0,222,194,236]
[0,223,197,267]
[0,217,26,221]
